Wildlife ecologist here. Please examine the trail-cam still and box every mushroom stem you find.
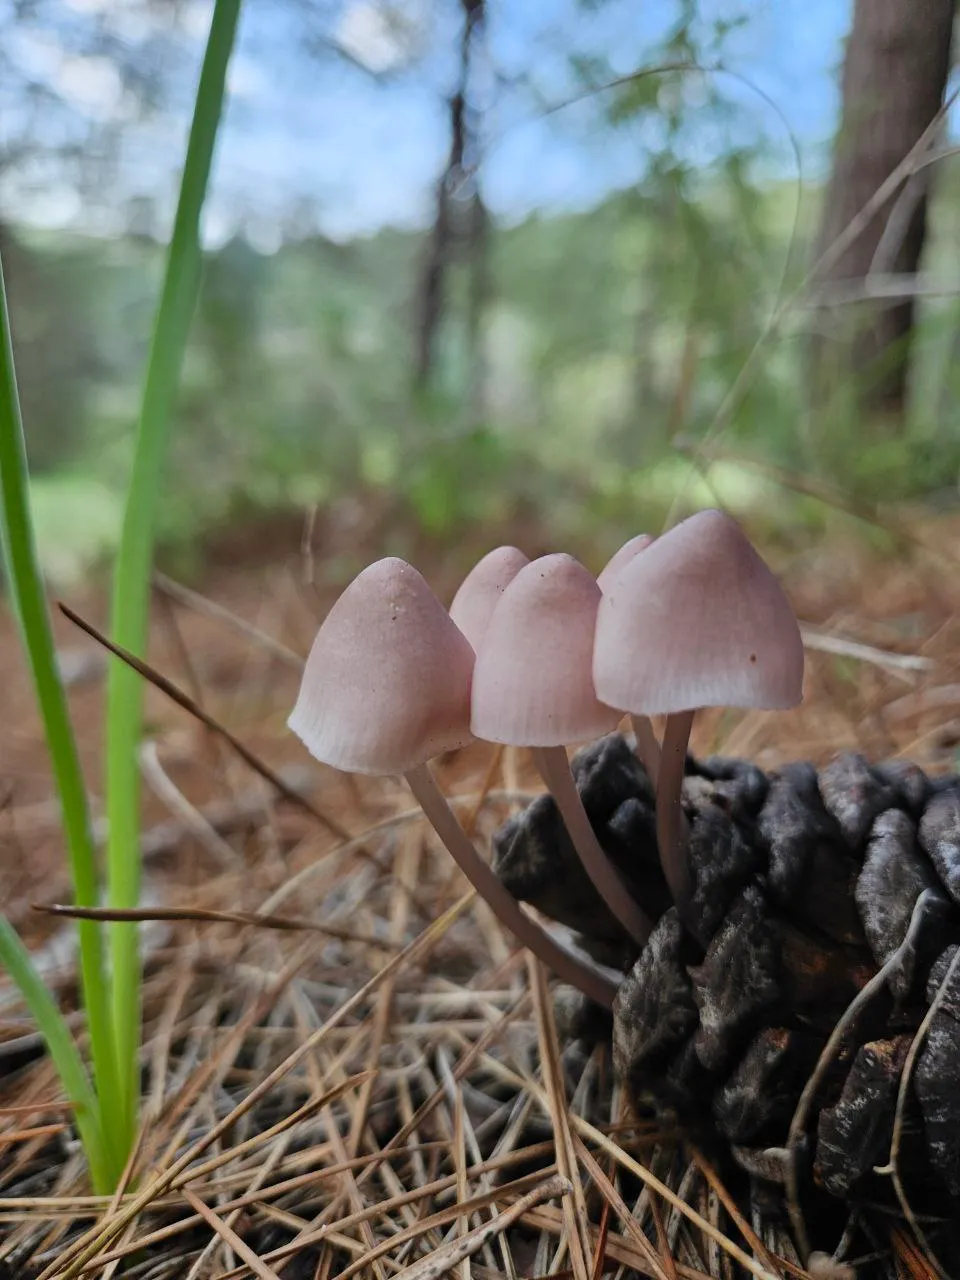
[629,714,661,786]
[655,710,699,939]
[531,746,652,946]
[404,762,619,1008]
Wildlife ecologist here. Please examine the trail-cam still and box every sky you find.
[1,0,857,244]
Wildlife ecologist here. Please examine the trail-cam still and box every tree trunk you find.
[465,189,490,424]
[413,0,485,393]
[810,0,954,428]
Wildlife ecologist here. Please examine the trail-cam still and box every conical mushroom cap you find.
[597,534,653,594]
[471,554,622,746]
[449,546,529,650]
[594,509,804,716]
[289,557,474,775]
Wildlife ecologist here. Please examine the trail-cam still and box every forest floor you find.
[1,499,960,1278]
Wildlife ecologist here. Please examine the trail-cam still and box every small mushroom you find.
[594,510,803,940]
[289,556,617,1007]
[449,546,529,650]
[596,534,653,594]
[471,554,653,945]
[597,534,660,784]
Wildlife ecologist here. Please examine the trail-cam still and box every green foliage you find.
[404,424,512,536]
[12,143,960,579]
[0,251,121,1191]
[198,234,268,386]
[0,920,110,1191]
[105,0,241,1152]
[0,228,103,474]
[0,0,240,1193]
[6,4,960,583]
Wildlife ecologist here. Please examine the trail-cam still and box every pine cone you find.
[492,735,960,1266]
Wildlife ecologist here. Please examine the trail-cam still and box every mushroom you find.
[471,554,653,945]
[596,534,660,784]
[593,510,803,939]
[289,556,617,1007]
[596,533,653,594]
[449,546,529,650]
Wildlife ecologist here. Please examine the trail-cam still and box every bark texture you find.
[494,735,960,1267]
[810,0,954,424]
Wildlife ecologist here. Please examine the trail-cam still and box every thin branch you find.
[32,903,399,948]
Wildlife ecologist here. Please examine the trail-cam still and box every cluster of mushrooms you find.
[288,508,805,1010]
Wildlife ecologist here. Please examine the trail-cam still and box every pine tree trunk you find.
[413,0,485,392]
[494,734,960,1269]
[465,191,490,425]
[809,0,954,428]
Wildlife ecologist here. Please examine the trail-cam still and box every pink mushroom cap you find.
[470,553,622,746]
[597,533,653,594]
[289,557,474,775]
[594,509,804,716]
[449,545,530,651]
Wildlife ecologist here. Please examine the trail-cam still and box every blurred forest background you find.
[2,0,958,584]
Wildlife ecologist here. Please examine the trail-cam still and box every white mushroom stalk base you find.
[531,745,652,946]
[403,762,619,1008]
[656,710,699,941]
[629,714,661,787]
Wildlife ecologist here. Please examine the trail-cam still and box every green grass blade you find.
[0,918,110,1193]
[0,252,122,1184]
[105,0,242,1144]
